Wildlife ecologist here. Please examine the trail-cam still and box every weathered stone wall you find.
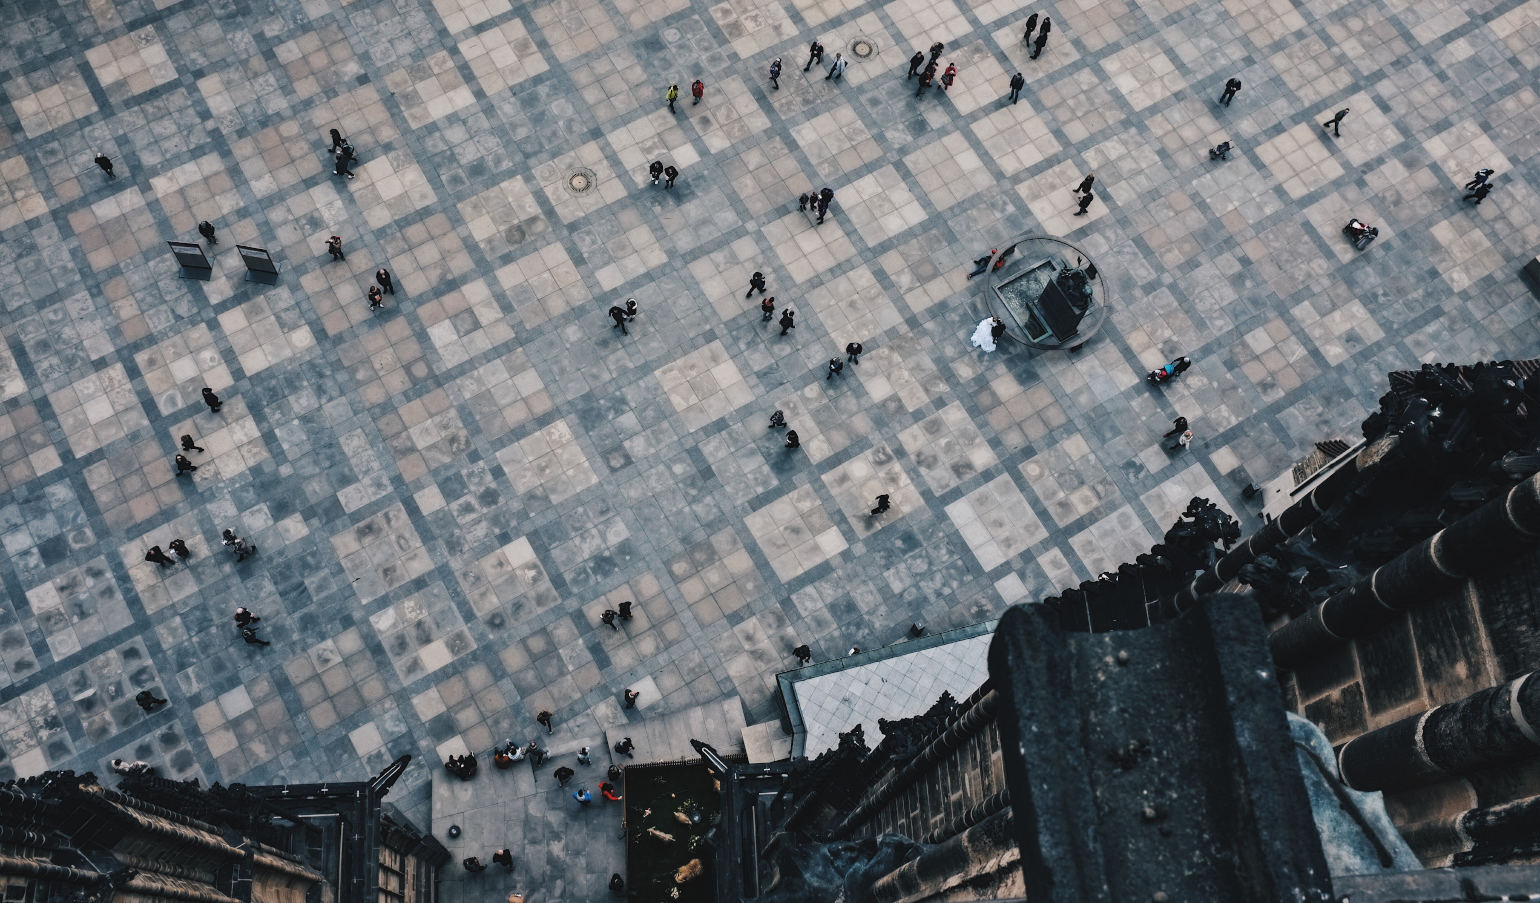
[1279,543,1540,866]
[859,719,1007,844]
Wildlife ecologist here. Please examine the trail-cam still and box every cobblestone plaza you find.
[1,0,1538,862]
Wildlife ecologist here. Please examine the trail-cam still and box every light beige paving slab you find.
[47,364,149,459]
[459,19,549,94]
[744,484,849,582]
[4,62,98,139]
[945,475,1046,572]
[494,242,590,329]
[763,210,858,283]
[1253,122,1345,200]
[822,447,920,540]
[458,175,549,262]
[493,419,598,504]
[840,165,927,247]
[897,402,999,496]
[656,341,755,433]
[970,101,1062,177]
[353,152,438,230]
[532,0,621,62]
[84,25,176,95]
[430,0,511,34]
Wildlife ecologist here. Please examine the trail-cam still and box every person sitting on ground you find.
[966,250,997,279]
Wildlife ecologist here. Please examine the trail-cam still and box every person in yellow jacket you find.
[666,84,680,112]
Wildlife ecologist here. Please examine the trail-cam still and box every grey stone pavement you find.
[1,0,1538,895]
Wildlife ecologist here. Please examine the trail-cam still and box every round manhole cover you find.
[565,168,596,195]
[850,37,876,58]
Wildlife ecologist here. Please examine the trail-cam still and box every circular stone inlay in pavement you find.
[850,38,876,58]
[565,168,596,195]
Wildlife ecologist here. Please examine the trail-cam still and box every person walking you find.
[793,644,812,664]
[928,41,944,66]
[174,453,198,475]
[577,746,593,766]
[1464,168,1494,190]
[804,39,824,71]
[1031,28,1049,59]
[769,57,781,89]
[1073,191,1093,215]
[747,271,767,297]
[663,164,678,189]
[145,546,173,568]
[135,690,169,712]
[376,267,395,294]
[649,160,664,184]
[846,341,863,363]
[463,858,487,873]
[241,626,271,646]
[623,688,639,708]
[600,781,622,802]
[600,609,619,630]
[234,607,260,627]
[325,235,344,261]
[573,787,593,805]
[615,736,635,757]
[180,434,204,452]
[1169,427,1194,451]
[760,296,776,321]
[554,766,575,786]
[1008,71,1025,103]
[95,153,115,179]
[202,387,222,412]
[536,710,553,734]
[870,493,891,515]
[1322,108,1349,137]
[222,528,257,561]
[815,190,831,224]
[939,63,957,91]
[778,309,795,335]
[334,154,355,179]
[1464,183,1492,205]
[768,410,786,428]
[624,298,638,320]
[618,600,633,619]
[784,430,800,449]
[1023,13,1038,41]
[491,849,514,870]
[1074,173,1095,195]
[609,305,628,334]
[691,79,704,105]
[368,285,384,310]
[198,221,218,245]
[915,66,934,97]
[1219,77,1242,106]
[169,538,191,559]
[827,358,844,380]
[1163,416,1189,438]
[328,129,347,154]
[666,84,680,113]
[907,51,925,78]
[826,53,847,81]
